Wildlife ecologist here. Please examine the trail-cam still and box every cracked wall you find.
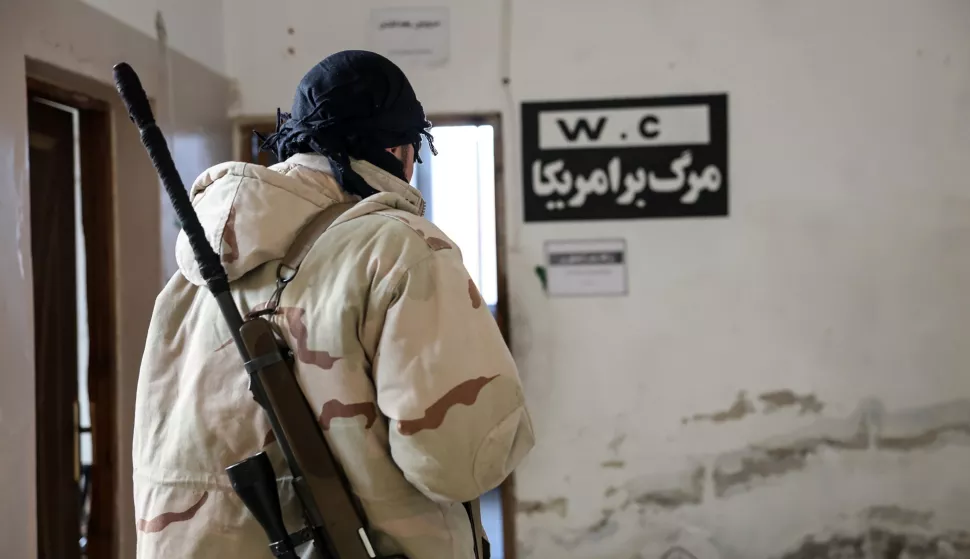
[518,398,970,558]
[507,1,970,557]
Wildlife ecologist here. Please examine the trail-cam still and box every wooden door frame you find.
[234,116,279,165]
[29,90,82,559]
[27,76,118,559]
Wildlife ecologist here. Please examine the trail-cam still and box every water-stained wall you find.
[507,2,970,557]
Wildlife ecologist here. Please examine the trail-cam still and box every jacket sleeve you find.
[374,250,535,503]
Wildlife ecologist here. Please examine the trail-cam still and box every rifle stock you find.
[238,318,374,559]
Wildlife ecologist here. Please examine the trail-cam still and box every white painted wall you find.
[224,0,504,116]
[2,1,232,554]
[79,0,230,277]
[226,1,970,557]
[81,0,226,74]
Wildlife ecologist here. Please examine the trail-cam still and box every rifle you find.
[113,63,394,559]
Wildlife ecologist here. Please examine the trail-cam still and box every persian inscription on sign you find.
[521,94,729,222]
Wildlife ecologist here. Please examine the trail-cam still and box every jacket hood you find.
[174,154,425,287]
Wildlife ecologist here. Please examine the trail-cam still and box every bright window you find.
[412,125,498,308]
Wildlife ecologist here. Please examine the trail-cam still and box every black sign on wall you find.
[521,94,728,222]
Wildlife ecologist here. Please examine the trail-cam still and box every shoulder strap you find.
[280,201,489,557]
[465,499,486,558]
[281,201,355,275]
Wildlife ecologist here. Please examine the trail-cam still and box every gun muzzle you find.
[227,452,299,558]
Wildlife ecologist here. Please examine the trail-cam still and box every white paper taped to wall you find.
[545,238,627,297]
[368,7,450,67]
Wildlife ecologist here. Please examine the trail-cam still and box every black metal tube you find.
[112,63,232,297]
[112,63,246,356]
[226,452,295,557]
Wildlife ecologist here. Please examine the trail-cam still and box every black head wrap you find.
[257,50,437,198]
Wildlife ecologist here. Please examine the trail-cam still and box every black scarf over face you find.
[257,50,436,198]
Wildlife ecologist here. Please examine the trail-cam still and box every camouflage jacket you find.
[133,153,535,558]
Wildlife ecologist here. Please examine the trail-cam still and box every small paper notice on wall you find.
[368,7,450,67]
[545,239,628,297]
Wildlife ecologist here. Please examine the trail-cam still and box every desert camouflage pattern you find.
[133,153,535,558]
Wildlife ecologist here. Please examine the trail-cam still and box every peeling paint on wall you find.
[683,391,756,424]
[524,463,711,551]
[628,466,705,509]
[582,509,621,542]
[518,497,568,518]
[548,508,622,548]
[877,423,970,450]
[876,399,970,451]
[520,397,970,557]
[712,408,869,497]
[603,398,969,541]
[706,398,970,497]
[684,389,826,425]
[608,433,626,453]
[604,465,706,514]
[863,505,934,529]
[774,527,970,559]
[759,390,825,415]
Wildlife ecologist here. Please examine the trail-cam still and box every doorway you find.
[27,79,118,559]
[237,113,517,558]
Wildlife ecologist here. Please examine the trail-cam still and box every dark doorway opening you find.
[28,78,117,559]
